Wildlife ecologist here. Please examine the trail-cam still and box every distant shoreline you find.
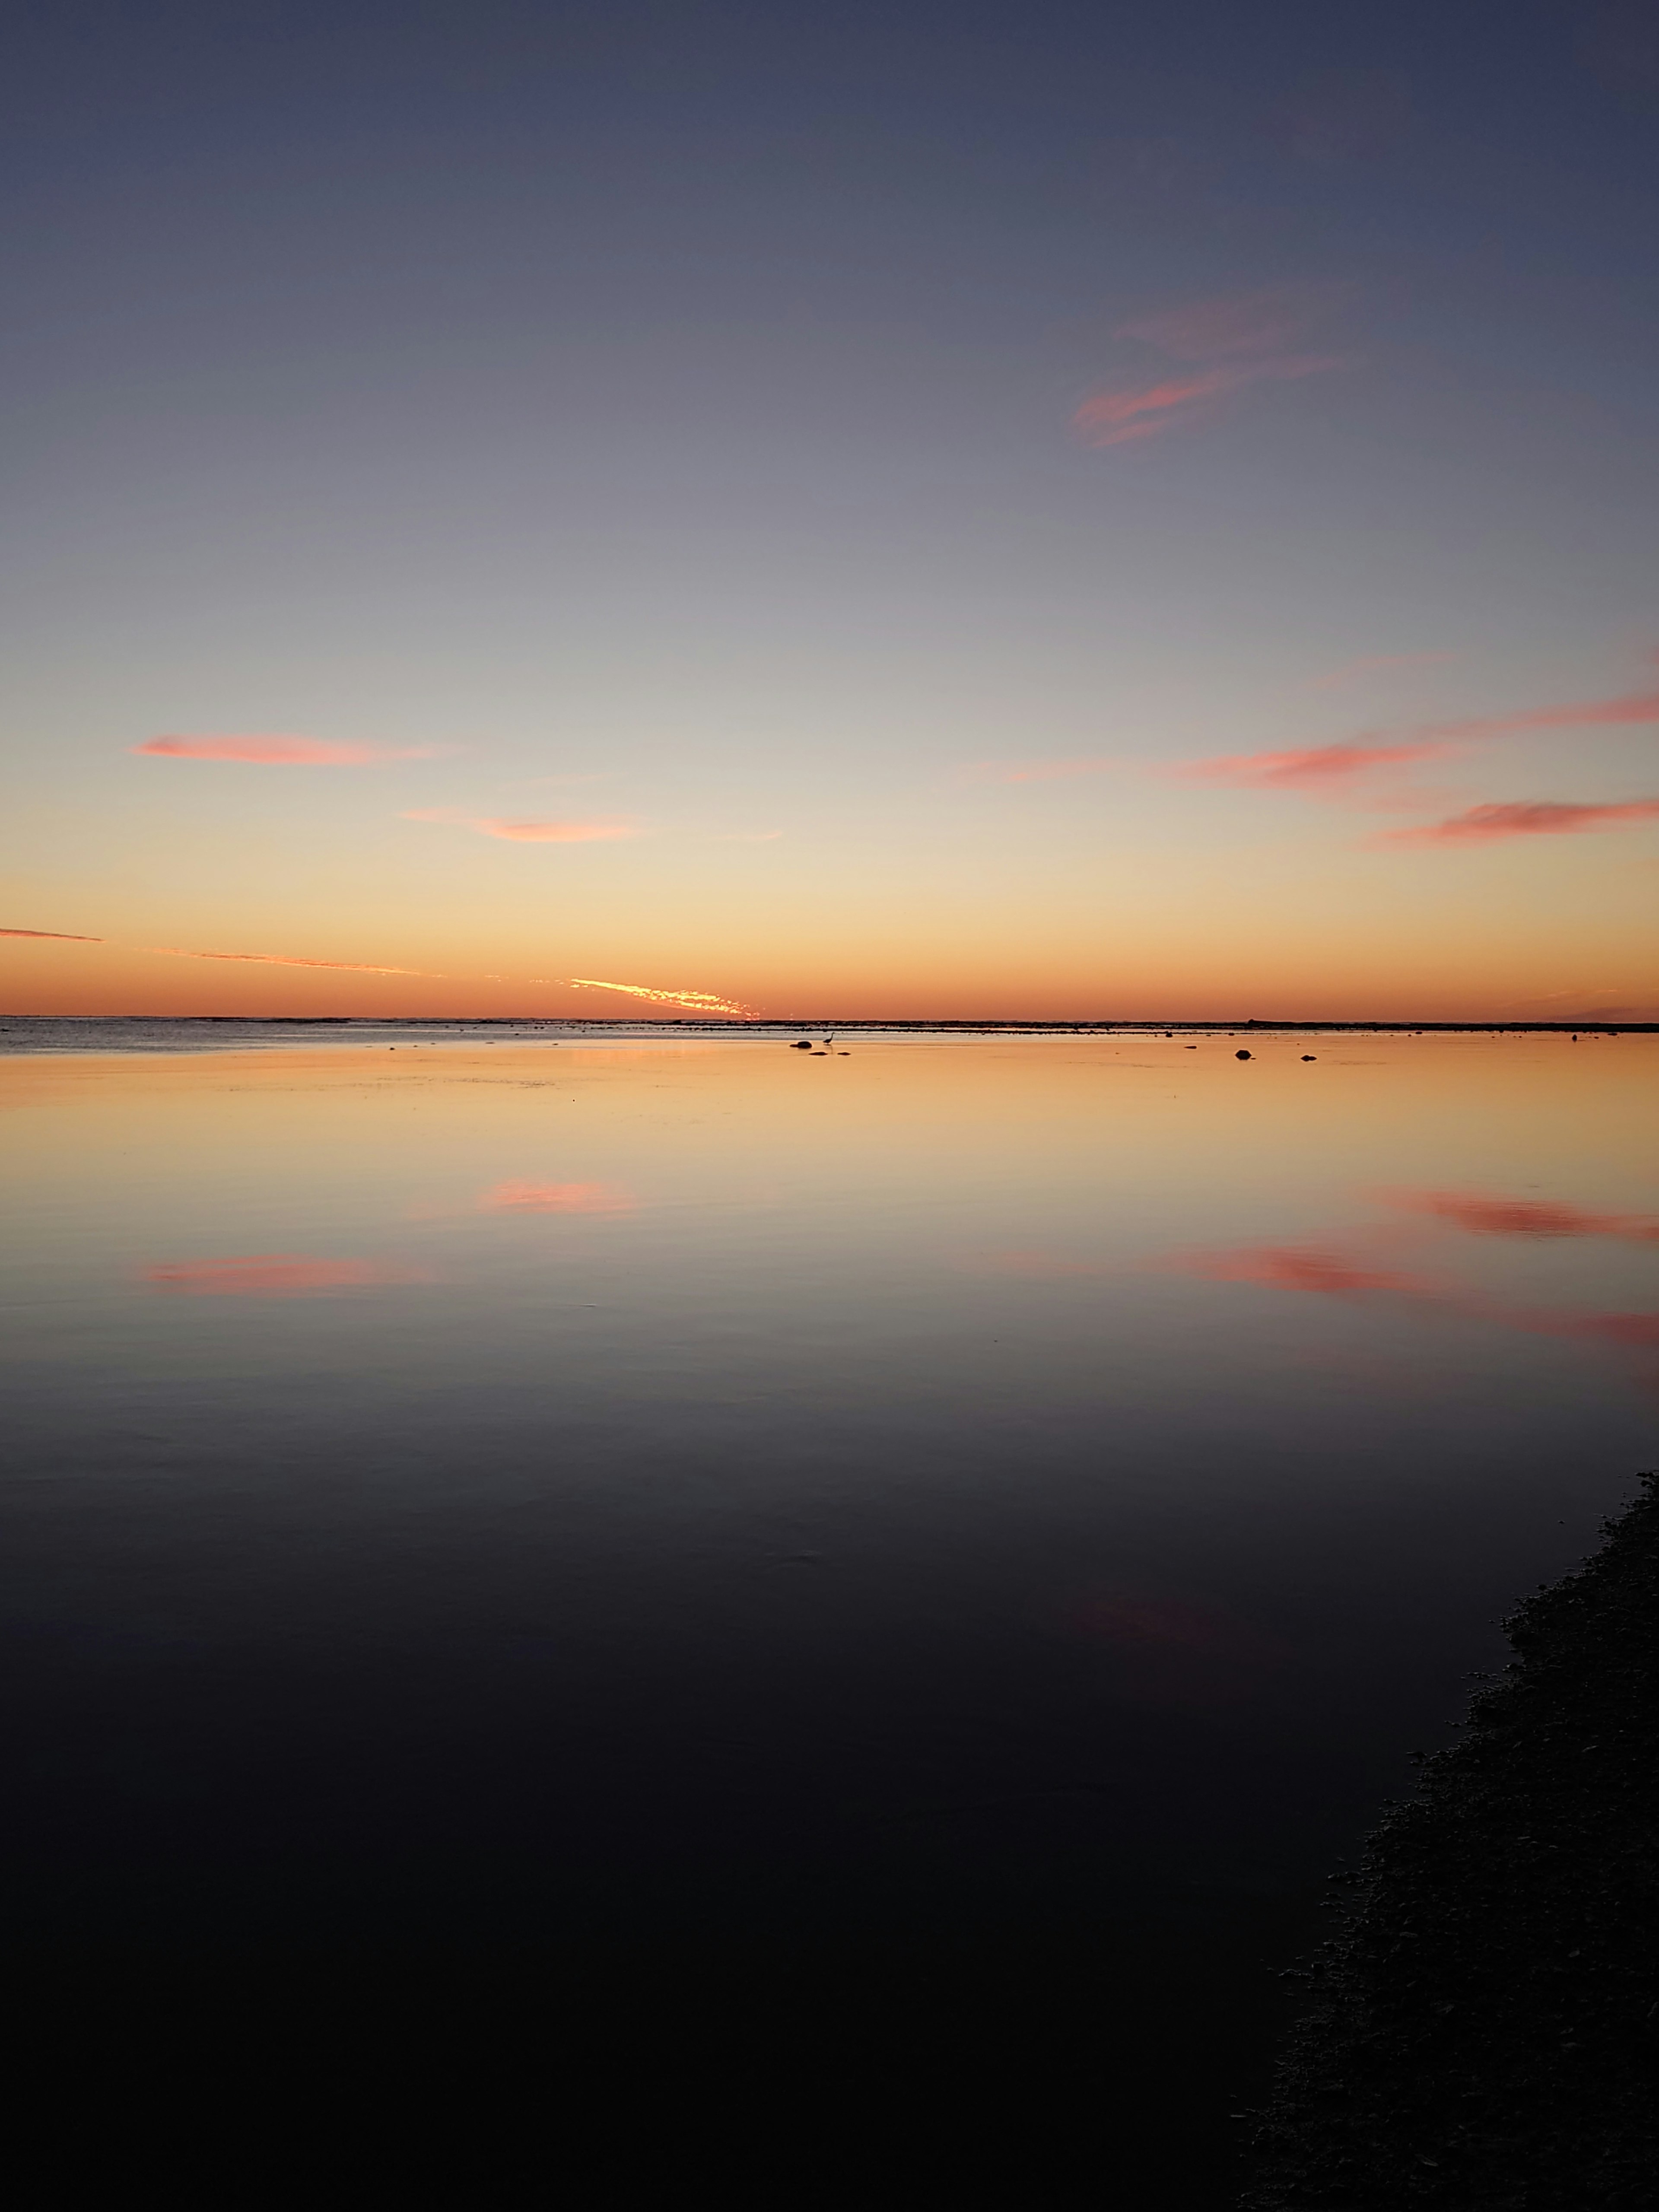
[1,1016,1653,1036]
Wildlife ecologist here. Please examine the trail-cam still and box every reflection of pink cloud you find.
[480,1181,635,1215]
[143,1255,432,1296]
[1172,739,1453,791]
[137,736,432,765]
[149,947,431,974]
[960,757,1116,785]
[1173,1244,1431,1296]
[1374,800,1659,849]
[979,1249,1103,1278]
[2,926,103,941]
[1168,1230,1659,1386]
[1382,1189,1659,1244]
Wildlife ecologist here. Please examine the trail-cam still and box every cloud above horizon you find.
[2,926,103,941]
[1074,285,1353,448]
[404,809,636,843]
[137,735,436,765]
[568,975,759,1016]
[1171,739,1454,793]
[149,946,433,973]
[1373,799,1659,849]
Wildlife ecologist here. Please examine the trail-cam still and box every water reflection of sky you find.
[1,1032,1654,1964]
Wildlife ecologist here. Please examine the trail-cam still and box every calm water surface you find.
[3,1030,1654,2187]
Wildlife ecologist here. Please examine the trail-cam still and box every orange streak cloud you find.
[568,976,759,1016]
[1172,739,1454,791]
[480,1181,636,1214]
[1373,799,1659,849]
[2,926,104,941]
[1380,1189,1659,1243]
[137,735,434,764]
[149,947,433,974]
[142,1255,433,1295]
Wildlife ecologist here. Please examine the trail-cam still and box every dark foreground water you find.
[2,1029,1654,2198]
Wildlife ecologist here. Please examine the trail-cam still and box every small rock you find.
[1236,1049,1252,1060]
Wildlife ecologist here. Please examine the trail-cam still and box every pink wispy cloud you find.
[2,926,103,941]
[1415,686,1659,740]
[1074,285,1354,447]
[1074,356,1345,447]
[142,1255,433,1296]
[1170,739,1455,792]
[479,1181,636,1215]
[403,809,636,843]
[960,756,1117,785]
[149,947,433,974]
[568,976,759,1017]
[1373,799,1659,849]
[137,735,436,765]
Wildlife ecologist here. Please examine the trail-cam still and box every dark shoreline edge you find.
[1245,1473,1659,2210]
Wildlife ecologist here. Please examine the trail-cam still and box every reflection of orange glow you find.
[1173,1244,1430,1295]
[1382,1189,1659,1243]
[480,1181,635,1214]
[142,1255,432,1295]
[1074,1592,1290,1706]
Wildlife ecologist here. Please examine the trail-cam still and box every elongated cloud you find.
[137,735,435,765]
[1374,799,1659,849]
[1417,687,1659,741]
[404,809,635,843]
[2,926,103,941]
[480,1181,635,1215]
[142,1255,432,1296]
[1172,739,1454,791]
[960,756,1116,785]
[149,947,432,974]
[1380,1189,1659,1244]
[1074,353,1348,446]
[1077,286,1352,448]
[568,976,759,1017]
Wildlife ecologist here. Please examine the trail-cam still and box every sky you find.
[3,0,1658,1021]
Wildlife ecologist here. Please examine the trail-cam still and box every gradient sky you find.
[3,0,1658,1019]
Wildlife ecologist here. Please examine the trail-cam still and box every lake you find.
[2,1026,1653,2198]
